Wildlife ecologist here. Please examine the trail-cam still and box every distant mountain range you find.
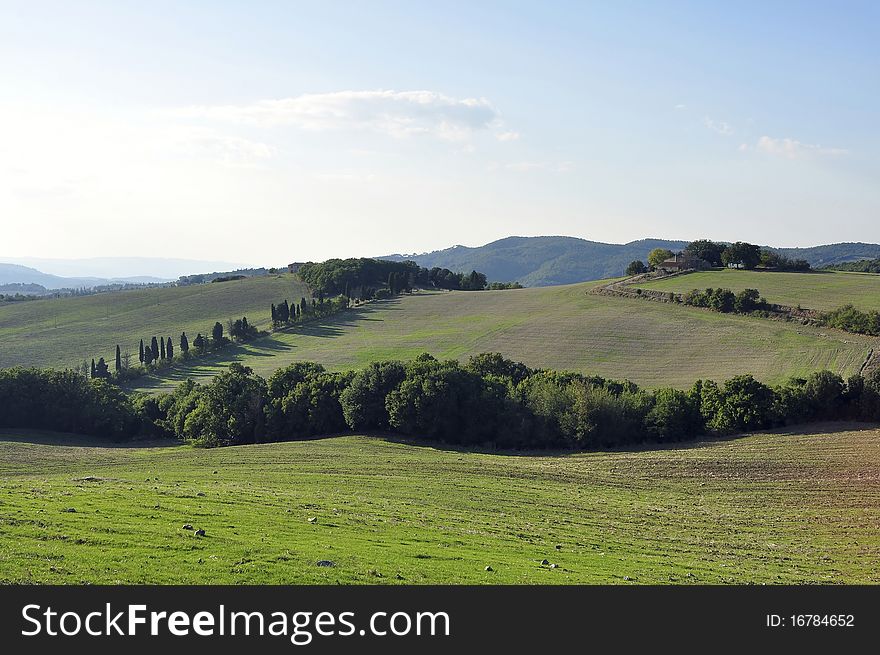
[381,236,880,287]
[0,256,245,280]
[0,262,171,290]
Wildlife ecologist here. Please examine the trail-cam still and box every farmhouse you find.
[658,253,704,273]
[287,262,305,274]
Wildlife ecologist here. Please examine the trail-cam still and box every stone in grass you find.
[182,524,193,530]
[61,508,76,513]
[197,492,206,497]
[540,559,550,566]
[195,529,206,537]
[308,517,318,524]
[555,544,562,550]
[316,560,335,567]
[550,564,559,569]
[485,566,493,572]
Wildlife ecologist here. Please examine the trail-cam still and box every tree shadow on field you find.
[352,421,880,458]
[122,300,408,392]
[0,429,178,449]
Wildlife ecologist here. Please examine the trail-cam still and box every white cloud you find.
[174,90,499,140]
[750,135,849,159]
[181,133,275,166]
[496,130,521,141]
[703,117,733,135]
[674,104,687,110]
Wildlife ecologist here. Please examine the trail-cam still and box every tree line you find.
[4,354,880,448]
[87,317,265,383]
[627,239,811,275]
[297,258,491,297]
[824,258,880,274]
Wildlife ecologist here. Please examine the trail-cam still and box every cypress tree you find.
[388,272,396,295]
[300,297,307,316]
[144,346,154,365]
[160,336,166,359]
[180,332,189,353]
[90,358,96,378]
[139,339,145,363]
[166,337,174,359]
[95,357,109,379]
[271,303,277,325]
[212,321,223,344]
[279,300,290,323]
[115,345,121,372]
[151,336,159,360]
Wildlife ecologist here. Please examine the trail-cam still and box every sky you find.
[1,0,878,268]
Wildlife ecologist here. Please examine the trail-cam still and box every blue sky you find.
[1,1,878,265]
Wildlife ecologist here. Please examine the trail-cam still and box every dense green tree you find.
[646,388,702,441]
[193,333,205,353]
[271,303,277,325]
[151,337,159,360]
[90,358,96,378]
[625,260,648,276]
[181,364,267,447]
[647,248,674,267]
[721,242,761,269]
[180,332,189,353]
[160,336,166,359]
[94,357,110,379]
[684,239,726,267]
[166,337,174,360]
[339,361,406,430]
[115,345,121,372]
[278,300,290,323]
[212,321,224,345]
[143,345,155,365]
[139,339,144,363]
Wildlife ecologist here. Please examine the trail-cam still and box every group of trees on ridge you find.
[824,258,880,274]
[297,258,492,297]
[3,354,880,448]
[626,239,811,275]
[88,317,266,382]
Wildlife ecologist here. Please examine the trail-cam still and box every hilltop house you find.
[287,262,305,274]
[658,253,705,273]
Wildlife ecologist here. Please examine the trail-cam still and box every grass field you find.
[128,283,875,394]
[0,274,308,370]
[637,269,880,311]
[1,426,877,584]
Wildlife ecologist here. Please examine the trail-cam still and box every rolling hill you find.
[2,425,877,583]
[380,236,880,287]
[0,274,309,370]
[126,279,874,394]
[2,269,876,393]
[637,269,880,312]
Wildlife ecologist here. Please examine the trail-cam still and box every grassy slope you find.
[0,274,308,370]
[129,283,874,394]
[1,426,877,584]
[637,269,880,311]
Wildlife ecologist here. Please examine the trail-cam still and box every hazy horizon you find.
[2,1,878,264]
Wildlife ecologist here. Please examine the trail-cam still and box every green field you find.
[637,269,880,311]
[0,274,308,370]
[129,283,874,393]
[1,426,877,584]
[2,275,876,393]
